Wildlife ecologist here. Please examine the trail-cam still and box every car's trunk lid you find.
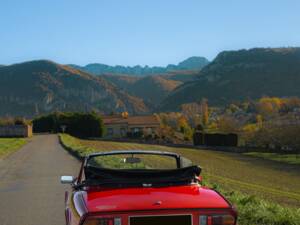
[81,184,230,213]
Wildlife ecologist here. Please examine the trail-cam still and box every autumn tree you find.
[157,112,180,129]
[177,115,189,133]
[256,97,282,119]
[249,123,300,152]
[227,103,240,114]
[281,97,300,113]
[256,114,263,128]
[217,115,241,133]
[201,98,209,128]
[181,102,202,127]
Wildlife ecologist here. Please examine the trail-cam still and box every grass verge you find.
[59,134,300,225]
[0,138,28,158]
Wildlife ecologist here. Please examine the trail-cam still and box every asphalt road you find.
[0,134,79,225]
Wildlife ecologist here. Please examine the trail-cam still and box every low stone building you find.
[0,125,33,137]
[103,114,160,138]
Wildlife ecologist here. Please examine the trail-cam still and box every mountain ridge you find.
[0,60,149,117]
[69,56,209,76]
[159,47,300,111]
[2,48,300,116]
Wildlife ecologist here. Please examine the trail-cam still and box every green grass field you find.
[0,138,27,158]
[60,134,300,225]
[244,152,300,165]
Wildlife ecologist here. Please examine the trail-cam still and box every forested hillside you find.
[0,60,149,116]
[160,48,300,111]
[2,48,300,116]
[103,74,183,106]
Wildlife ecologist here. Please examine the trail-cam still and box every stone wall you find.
[0,125,33,137]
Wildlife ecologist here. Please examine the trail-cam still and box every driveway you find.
[0,134,79,225]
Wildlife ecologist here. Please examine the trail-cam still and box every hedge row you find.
[32,112,104,138]
[193,132,238,147]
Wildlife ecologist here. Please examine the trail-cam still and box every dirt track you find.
[0,134,79,225]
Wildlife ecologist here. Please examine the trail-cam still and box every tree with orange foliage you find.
[256,114,263,128]
[121,111,129,118]
[256,97,282,119]
[201,98,209,127]
[177,115,189,133]
[181,102,202,127]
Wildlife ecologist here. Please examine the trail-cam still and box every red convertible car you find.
[61,150,237,225]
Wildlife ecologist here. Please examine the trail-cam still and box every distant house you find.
[102,114,160,138]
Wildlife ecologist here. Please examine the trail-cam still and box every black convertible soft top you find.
[84,165,201,188]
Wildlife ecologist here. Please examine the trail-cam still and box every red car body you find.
[62,151,237,225]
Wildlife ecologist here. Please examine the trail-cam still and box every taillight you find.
[199,214,235,225]
[83,217,121,225]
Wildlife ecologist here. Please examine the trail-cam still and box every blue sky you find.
[0,0,299,66]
